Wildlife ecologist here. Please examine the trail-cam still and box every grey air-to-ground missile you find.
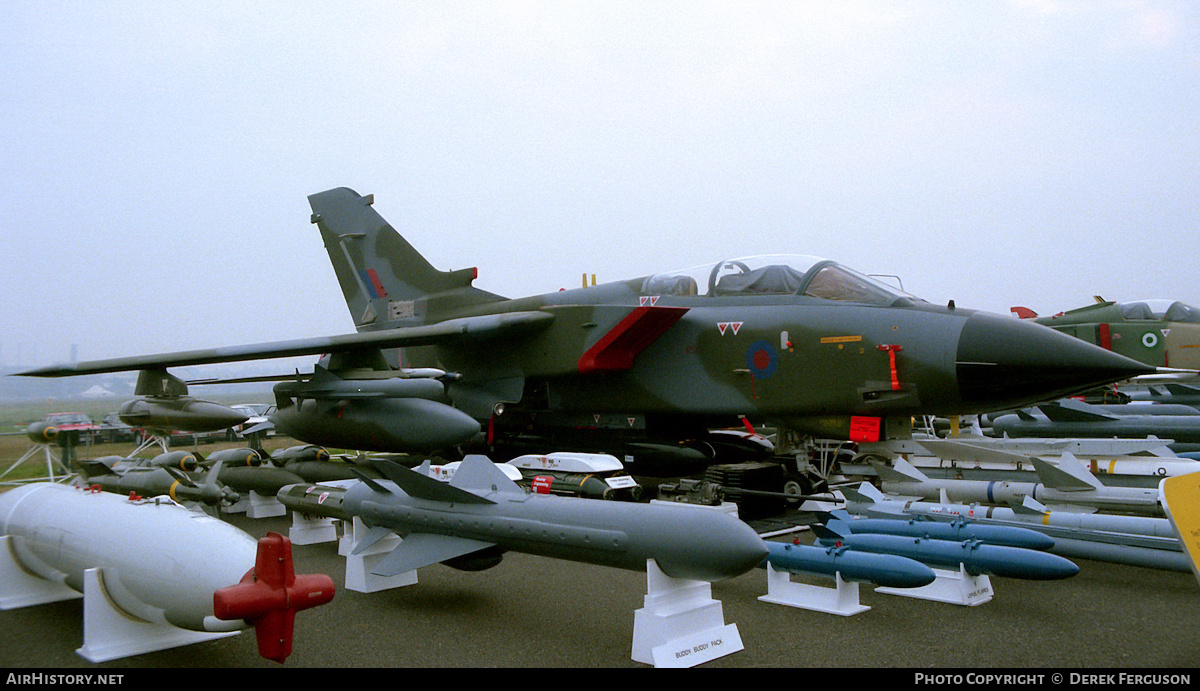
[817,508,1056,550]
[18,187,1156,477]
[1131,383,1200,406]
[0,482,334,663]
[990,399,1200,446]
[871,455,1164,516]
[812,519,1080,580]
[278,455,768,582]
[841,481,1189,572]
[762,539,937,589]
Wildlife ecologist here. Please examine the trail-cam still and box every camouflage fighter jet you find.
[21,188,1154,478]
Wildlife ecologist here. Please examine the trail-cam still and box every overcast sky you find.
[1,0,1197,368]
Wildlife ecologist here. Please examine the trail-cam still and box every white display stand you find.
[127,434,169,459]
[0,536,81,609]
[245,490,286,518]
[224,490,286,518]
[338,519,354,556]
[288,512,338,545]
[630,559,744,667]
[757,562,870,616]
[876,564,993,606]
[76,568,238,663]
[343,518,418,593]
[0,444,71,484]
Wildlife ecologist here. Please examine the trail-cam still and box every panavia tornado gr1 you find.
[20,187,1154,477]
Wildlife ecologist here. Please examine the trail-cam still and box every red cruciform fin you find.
[212,532,336,664]
[577,306,689,374]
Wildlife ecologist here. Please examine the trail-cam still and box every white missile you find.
[872,456,1164,516]
[0,483,333,663]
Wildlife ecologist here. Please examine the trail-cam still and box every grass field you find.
[0,398,304,485]
[0,433,310,484]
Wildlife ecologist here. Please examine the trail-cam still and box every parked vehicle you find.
[97,413,135,443]
[40,412,99,444]
[229,403,276,439]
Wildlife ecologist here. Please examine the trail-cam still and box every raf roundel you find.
[745,340,778,380]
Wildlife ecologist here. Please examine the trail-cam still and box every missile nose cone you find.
[725,530,771,579]
[956,312,1155,411]
[187,401,250,430]
[657,509,768,581]
[1033,552,1081,580]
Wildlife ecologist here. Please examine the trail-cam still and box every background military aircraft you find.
[20,188,1154,484]
[1012,297,1200,372]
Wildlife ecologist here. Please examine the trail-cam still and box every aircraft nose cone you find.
[956,312,1155,411]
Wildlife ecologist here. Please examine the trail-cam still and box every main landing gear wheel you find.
[782,472,813,505]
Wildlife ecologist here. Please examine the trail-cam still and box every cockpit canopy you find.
[1118,300,1200,323]
[640,254,914,306]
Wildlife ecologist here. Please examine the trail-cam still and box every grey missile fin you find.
[821,518,854,538]
[448,455,525,496]
[844,482,887,503]
[1013,495,1049,515]
[870,457,928,483]
[810,522,845,541]
[370,532,498,576]
[351,525,397,555]
[1038,400,1118,422]
[817,508,853,522]
[369,459,495,505]
[1032,452,1104,492]
[349,467,390,494]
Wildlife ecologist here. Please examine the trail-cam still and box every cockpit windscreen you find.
[640,254,914,306]
[1119,300,1200,323]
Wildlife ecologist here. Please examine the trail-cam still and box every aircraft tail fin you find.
[307,187,505,332]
